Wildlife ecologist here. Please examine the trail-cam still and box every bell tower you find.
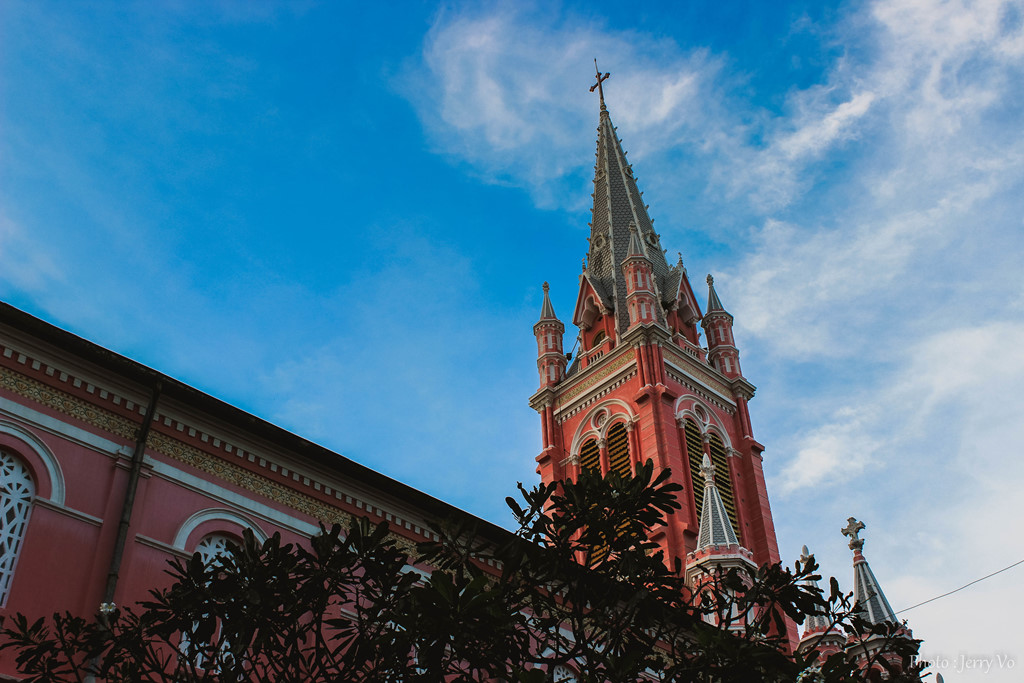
[529,63,784,571]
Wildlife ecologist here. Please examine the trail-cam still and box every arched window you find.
[578,438,600,473]
[606,422,631,479]
[551,664,578,682]
[683,419,707,519]
[180,533,238,670]
[684,420,740,540]
[1,450,34,605]
[195,534,234,565]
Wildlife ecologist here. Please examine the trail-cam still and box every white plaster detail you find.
[148,459,319,538]
[0,417,67,505]
[673,395,733,449]
[173,508,269,550]
[568,398,638,456]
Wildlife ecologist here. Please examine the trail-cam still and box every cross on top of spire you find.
[842,517,866,550]
[590,59,610,111]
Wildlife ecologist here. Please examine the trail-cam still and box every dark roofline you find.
[0,301,513,545]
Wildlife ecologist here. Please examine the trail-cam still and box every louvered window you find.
[579,438,600,473]
[708,434,740,540]
[684,419,739,540]
[606,422,631,478]
[684,419,706,519]
[578,438,605,564]
[0,450,33,606]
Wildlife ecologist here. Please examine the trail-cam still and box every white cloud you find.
[408,7,723,209]
[775,91,876,161]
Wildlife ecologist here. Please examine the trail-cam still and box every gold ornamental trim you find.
[662,348,731,397]
[146,431,353,529]
[0,366,136,440]
[557,350,634,407]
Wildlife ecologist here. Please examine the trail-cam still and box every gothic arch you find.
[173,509,268,551]
[0,420,65,505]
[0,449,34,605]
[569,399,637,457]
[672,396,733,449]
[673,397,741,540]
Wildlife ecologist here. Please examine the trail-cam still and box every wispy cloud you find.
[406,7,723,209]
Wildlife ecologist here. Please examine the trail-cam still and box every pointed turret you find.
[686,453,755,580]
[621,223,659,329]
[702,275,743,378]
[534,282,566,388]
[797,545,845,658]
[706,274,726,313]
[696,454,740,549]
[839,518,917,673]
[841,518,899,626]
[685,452,756,629]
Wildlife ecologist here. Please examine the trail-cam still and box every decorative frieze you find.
[665,367,736,415]
[556,370,637,423]
[0,363,428,552]
[557,350,634,407]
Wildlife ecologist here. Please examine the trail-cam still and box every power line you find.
[896,558,1024,614]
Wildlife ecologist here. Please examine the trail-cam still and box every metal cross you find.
[590,59,610,109]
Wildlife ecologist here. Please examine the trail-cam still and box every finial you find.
[590,58,610,111]
[581,258,587,272]
[628,220,638,233]
[700,453,715,485]
[677,252,684,267]
[542,281,550,293]
[706,274,714,287]
[841,517,866,551]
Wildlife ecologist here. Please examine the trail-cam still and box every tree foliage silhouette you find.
[1,462,925,682]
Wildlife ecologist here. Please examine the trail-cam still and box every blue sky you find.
[3,1,1023,677]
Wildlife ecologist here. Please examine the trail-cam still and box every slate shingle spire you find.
[799,545,831,635]
[706,273,727,313]
[842,518,899,626]
[585,64,672,337]
[696,453,740,550]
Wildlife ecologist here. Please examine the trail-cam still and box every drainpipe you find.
[99,380,161,616]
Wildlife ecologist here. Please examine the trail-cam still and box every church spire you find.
[583,65,672,337]
[842,518,899,626]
